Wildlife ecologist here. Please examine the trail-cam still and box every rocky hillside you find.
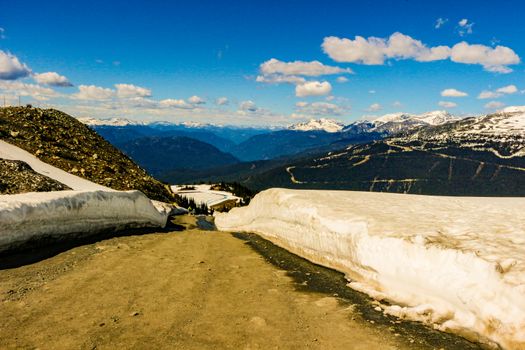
[0,107,174,202]
[0,159,70,194]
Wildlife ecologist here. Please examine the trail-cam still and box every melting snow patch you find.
[215,188,525,349]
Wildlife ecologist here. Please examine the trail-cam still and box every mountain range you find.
[83,111,456,170]
[229,109,525,196]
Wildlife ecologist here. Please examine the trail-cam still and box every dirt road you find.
[0,216,480,349]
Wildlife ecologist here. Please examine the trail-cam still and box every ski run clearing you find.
[0,140,179,252]
[215,188,525,350]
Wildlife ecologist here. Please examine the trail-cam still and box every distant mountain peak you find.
[77,117,143,126]
[289,118,345,133]
[372,110,456,126]
[502,105,525,114]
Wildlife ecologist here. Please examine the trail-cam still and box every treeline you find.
[174,194,212,215]
[210,181,256,205]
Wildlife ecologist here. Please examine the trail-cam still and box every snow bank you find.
[0,140,108,191]
[215,188,525,349]
[0,190,168,252]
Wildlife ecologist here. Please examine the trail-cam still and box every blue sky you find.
[1,0,524,125]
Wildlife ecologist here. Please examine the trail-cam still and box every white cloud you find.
[441,88,468,97]
[336,76,349,83]
[239,100,258,112]
[295,101,347,116]
[72,85,115,100]
[450,42,520,73]
[496,84,518,94]
[478,90,500,99]
[215,97,229,106]
[188,95,205,104]
[438,101,457,108]
[115,83,151,98]
[458,19,474,36]
[478,85,518,99]
[366,103,382,112]
[256,74,306,85]
[392,101,403,107]
[322,32,450,65]
[260,58,353,77]
[484,101,505,109]
[0,28,5,39]
[33,72,72,87]
[159,98,193,109]
[368,90,376,94]
[435,18,448,29]
[322,32,519,73]
[295,81,332,97]
[0,50,31,80]
[0,80,59,101]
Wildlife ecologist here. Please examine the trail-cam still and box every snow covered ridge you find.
[288,118,345,133]
[77,117,144,126]
[396,110,525,158]
[0,190,168,252]
[215,189,525,349]
[371,110,458,126]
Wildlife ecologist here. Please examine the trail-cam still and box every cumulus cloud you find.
[33,72,73,87]
[478,85,518,99]
[188,95,205,104]
[260,58,353,77]
[478,90,500,99]
[0,80,59,101]
[159,98,194,109]
[239,100,258,112]
[295,81,332,97]
[115,83,151,98]
[449,42,519,73]
[295,101,347,116]
[0,50,32,80]
[484,101,505,109]
[497,85,518,94]
[458,19,474,36]
[72,85,115,100]
[336,76,349,83]
[322,32,449,65]
[435,18,448,29]
[322,32,520,73]
[256,74,306,84]
[438,101,457,108]
[441,88,468,97]
[215,97,229,106]
[366,103,382,112]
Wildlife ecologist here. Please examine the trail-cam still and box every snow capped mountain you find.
[372,112,413,124]
[414,110,459,126]
[77,117,143,126]
[345,111,459,135]
[289,118,345,133]
[502,105,525,114]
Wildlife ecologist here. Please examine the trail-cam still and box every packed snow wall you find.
[215,188,525,350]
[0,190,168,252]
